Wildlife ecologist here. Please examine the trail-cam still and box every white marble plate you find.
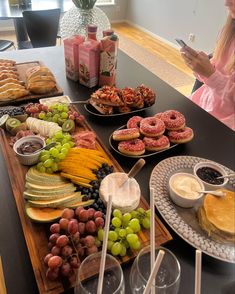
[149,155,235,263]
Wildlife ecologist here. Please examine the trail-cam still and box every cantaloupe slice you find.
[25,203,63,223]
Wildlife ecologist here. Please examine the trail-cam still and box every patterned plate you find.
[150,156,235,263]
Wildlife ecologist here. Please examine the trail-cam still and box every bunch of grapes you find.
[97,208,150,257]
[44,207,105,281]
[77,164,114,212]
[25,103,48,117]
[36,130,74,173]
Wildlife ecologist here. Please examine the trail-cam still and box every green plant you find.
[72,0,97,9]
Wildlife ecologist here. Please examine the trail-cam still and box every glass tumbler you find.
[74,252,125,294]
[130,246,181,294]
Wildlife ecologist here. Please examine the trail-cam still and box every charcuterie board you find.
[0,61,63,106]
[0,107,172,294]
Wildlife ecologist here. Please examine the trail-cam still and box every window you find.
[96,0,115,5]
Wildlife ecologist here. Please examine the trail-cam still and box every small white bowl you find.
[168,172,205,208]
[13,135,45,166]
[193,161,228,190]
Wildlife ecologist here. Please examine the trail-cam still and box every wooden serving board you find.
[0,61,63,106]
[0,116,172,294]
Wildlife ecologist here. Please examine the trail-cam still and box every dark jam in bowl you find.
[196,167,224,185]
[17,141,43,155]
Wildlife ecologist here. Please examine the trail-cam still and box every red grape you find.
[61,208,74,219]
[75,207,83,217]
[77,222,86,235]
[85,220,97,234]
[49,233,60,244]
[59,218,69,230]
[44,253,53,265]
[94,211,103,219]
[46,268,59,281]
[69,255,80,269]
[51,246,61,256]
[60,262,72,277]
[72,232,80,245]
[84,235,95,247]
[56,235,69,247]
[48,256,63,269]
[76,244,85,257]
[61,245,73,257]
[86,245,98,255]
[48,242,53,250]
[50,223,60,234]
[79,210,89,222]
[87,208,95,219]
[95,217,105,228]
[68,220,79,235]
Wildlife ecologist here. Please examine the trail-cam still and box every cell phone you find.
[175,38,187,48]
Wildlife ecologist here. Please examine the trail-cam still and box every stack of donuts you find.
[112,110,194,156]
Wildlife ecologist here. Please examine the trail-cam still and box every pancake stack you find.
[198,189,235,244]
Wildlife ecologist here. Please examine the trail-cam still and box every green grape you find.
[111,242,122,256]
[56,144,62,151]
[114,228,120,235]
[107,240,114,251]
[40,150,50,157]
[119,229,126,238]
[126,233,138,246]
[146,209,151,218]
[58,153,66,160]
[142,217,150,229]
[69,141,75,147]
[44,158,53,168]
[64,134,71,141]
[125,227,134,235]
[120,244,127,257]
[95,238,101,248]
[108,231,118,242]
[40,154,50,162]
[62,143,71,149]
[61,112,68,119]
[51,162,59,172]
[112,217,122,228]
[57,104,63,112]
[46,111,52,117]
[46,138,52,145]
[97,229,104,241]
[129,218,141,233]
[63,105,69,112]
[38,112,46,119]
[113,209,122,219]
[122,239,130,249]
[54,131,64,139]
[36,162,44,170]
[61,148,69,155]
[130,240,141,250]
[50,147,59,157]
[130,210,138,218]
[137,207,145,214]
[52,114,59,123]
[122,212,132,223]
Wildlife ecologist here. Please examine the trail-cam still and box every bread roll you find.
[0,83,25,93]
[0,88,29,101]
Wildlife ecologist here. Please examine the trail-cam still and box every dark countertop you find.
[0,46,234,294]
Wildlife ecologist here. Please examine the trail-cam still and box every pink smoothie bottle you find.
[78,25,100,88]
[99,33,119,87]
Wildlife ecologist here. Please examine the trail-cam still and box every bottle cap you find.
[88,24,98,33]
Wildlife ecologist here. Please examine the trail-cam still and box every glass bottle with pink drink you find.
[78,24,100,88]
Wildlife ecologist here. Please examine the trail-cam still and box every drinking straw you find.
[194,250,202,294]
[97,194,113,294]
[143,250,165,294]
[150,187,155,294]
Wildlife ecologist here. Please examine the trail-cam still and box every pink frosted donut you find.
[127,116,143,129]
[140,117,165,137]
[154,112,164,120]
[143,135,170,151]
[160,110,186,130]
[118,139,145,156]
[113,128,140,141]
[168,127,194,143]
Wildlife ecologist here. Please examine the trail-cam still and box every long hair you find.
[213,15,235,73]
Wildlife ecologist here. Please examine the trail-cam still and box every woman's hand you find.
[180,46,215,78]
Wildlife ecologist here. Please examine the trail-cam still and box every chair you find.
[19,9,61,49]
[0,40,15,51]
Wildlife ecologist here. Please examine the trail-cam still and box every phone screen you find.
[175,39,187,48]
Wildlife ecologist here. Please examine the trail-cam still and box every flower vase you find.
[60,6,111,40]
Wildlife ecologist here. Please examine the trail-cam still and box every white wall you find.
[0,0,127,32]
[126,0,228,53]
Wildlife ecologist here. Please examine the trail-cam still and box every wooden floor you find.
[1,22,194,95]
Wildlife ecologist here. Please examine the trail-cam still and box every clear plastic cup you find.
[74,252,125,294]
[130,246,181,294]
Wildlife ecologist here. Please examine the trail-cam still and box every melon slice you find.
[25,203,63,223]
[28,193,79,208]
[63,199,94,209]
